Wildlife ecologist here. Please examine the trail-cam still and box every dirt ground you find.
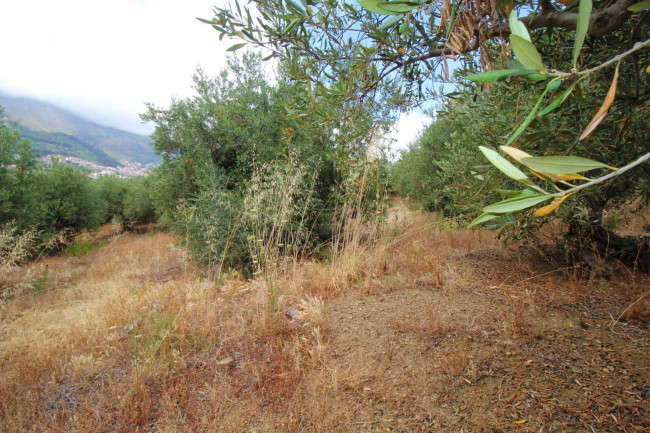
[301,252,649,432]
[1,203,648,432]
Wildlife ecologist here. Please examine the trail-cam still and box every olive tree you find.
[203,0,649,270]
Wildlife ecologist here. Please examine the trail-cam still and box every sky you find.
[0,0,428,151]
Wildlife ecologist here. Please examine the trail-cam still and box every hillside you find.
[1,201,648,432]
[0,92,159,166]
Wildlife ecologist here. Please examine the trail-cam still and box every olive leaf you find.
[519,155,616,174]
[573,0,592,68]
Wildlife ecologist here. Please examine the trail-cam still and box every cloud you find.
[0,0,230,134]
[389,111,432,154]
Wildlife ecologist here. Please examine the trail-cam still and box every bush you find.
[89,175,157,227]
[29,161,103,238]
[175,157,321,278]
[390,89,512,218]
[122,176,156,224]
[90,175,129,224]
[180,179,249,276]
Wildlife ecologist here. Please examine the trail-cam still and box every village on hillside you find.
[41,154,155,178]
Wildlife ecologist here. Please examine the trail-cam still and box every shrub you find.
[65,238,106,257]
[122,176,156,225]
[29,161,103,238]
[179,178,248,276]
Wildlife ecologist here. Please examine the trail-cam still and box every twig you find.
[555,39,650,77]
[609,290,649,329]
[554,152,650,198]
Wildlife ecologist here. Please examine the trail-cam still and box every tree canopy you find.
[204,0,650,271]
[204,0,646,106]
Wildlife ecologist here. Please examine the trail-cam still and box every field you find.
[1,202,648,432]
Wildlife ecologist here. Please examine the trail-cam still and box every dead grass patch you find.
[1,200,648,432]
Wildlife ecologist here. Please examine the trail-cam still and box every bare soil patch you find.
[302,251,649,432]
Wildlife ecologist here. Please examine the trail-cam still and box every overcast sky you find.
[0,0,427,150]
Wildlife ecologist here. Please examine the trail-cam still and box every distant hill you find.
[0,92,159,167]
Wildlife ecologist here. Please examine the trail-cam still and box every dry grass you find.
[0,199,648,432]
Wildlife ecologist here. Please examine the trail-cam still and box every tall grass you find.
[244,155,317,277]
[0,222,39,270]
[327,140,389,290]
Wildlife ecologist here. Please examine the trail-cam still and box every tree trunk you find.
[566,220,650,274]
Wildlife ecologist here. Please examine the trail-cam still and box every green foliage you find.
[467,10,649,226]
[29,161,103,238]
[123,176,156,224]
[142,53,384,274]
[141,54,295,219]
[207,0,649,269]
[90,175,156,226]
[0,119,141,259]
[91,175,129,223]
[390,87,524,217]
[0,122,37,227]
[179,179,249,274]
[65,238,106,257]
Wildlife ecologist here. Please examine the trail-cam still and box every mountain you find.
[0,92,159,167]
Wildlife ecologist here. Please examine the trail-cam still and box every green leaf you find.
[483,194,551,214]
[628,0,650,11]
[504,64,547,81]
[494,189,536,198]
[468,213,499,228]
[479,146,543,191]
[546,79,562,91]
[506,60,525,70]
[358,0,402,14]
[378,14,404,30]
[573,0,592,68]
[519,155,616,174]
[505,86,550,145]
[467,70,516,82]
[285,0,306,15]
[196,17,214,24]
[281,18,301,35]
[508,11,531,42]
[227,43,246,51]
[377,1,424,13]
[510,34,545,72]
[445,3,458,38]
[522,73,549,82]
[467,69,544,83]
[495,189,523,197]
[539,82,578,116]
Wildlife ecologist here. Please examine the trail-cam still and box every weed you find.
[603,211,623,230]
[297,295,326,328]
[65,238,105,257]
[32,264,48,293]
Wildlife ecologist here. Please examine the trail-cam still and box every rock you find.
[286,308,300,321]
[217,356,235,366]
